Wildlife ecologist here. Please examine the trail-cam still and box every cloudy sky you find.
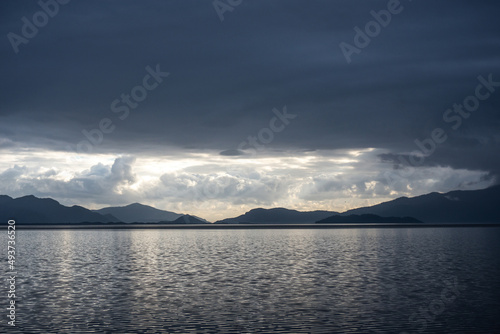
[1,0,499,221]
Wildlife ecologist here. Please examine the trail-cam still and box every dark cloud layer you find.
[1,0,499,185]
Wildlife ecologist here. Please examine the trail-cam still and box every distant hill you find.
[94,203,182,223]
[2,185,498,225]
[341,185,500,223]
[159,214,211,224]
[214,208,339,224]
[0,195,120,224]
[317,214,423,224]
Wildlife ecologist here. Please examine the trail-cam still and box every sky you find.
[1,0,499,221]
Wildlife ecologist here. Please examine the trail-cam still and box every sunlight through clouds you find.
[0,147,494,220]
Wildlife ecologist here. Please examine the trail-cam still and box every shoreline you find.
[12,223,500,230]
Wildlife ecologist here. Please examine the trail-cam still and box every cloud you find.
[0,138,15,148]
[1,149,496,220]
[1,1,499,163]
[0,156,137,203]
[0,1,499,218]
[156,169,290,205]
[219,149,245,156]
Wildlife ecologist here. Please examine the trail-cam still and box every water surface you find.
[3,227,500,333]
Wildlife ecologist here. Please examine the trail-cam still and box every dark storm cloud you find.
[1,0,499,177]
[380,137,500,181]
[219,149,245,156]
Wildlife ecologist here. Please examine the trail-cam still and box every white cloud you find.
[0,148,495,221]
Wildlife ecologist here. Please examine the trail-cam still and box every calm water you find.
[2,227,500,333]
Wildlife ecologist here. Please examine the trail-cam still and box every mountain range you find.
[93,203,182,223]
[160,215,211,224]
[1,185,499,224]
[0,195,119,224]
[340,185,500,223]
[213,208,338,224]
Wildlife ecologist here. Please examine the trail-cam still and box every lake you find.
[3,227,500,333]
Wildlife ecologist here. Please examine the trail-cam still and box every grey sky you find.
[1,0,499,220]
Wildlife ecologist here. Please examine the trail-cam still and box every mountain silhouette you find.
[317,214,423,224]
[214,208,339,224]
[94,203,182,223]
[159,214,211,224]
[1,185,498,225]
[341,185,500,223]
[0,195,119,224]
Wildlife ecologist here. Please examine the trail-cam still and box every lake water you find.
[3,227,500,333]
